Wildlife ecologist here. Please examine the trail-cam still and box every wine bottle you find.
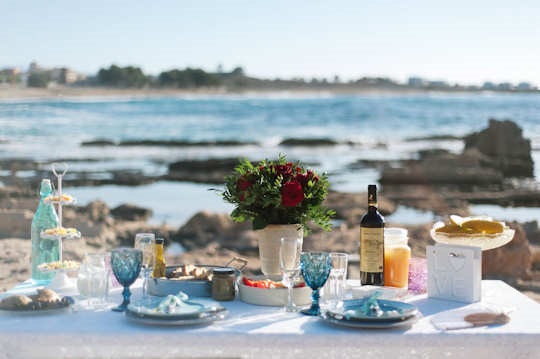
[360,184,385,285]
[152,238,166,278]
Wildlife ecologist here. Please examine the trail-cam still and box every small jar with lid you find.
[384,228,411,288]
[211,267,236,301]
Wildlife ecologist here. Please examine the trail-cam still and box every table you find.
[1,280,539,359]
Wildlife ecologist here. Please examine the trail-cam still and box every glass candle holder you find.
[408,257,427,294]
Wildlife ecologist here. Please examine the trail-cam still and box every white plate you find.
[430,222,515,251]
[320,312,420,329]
[125,309,228,326]
[238,276,312,307]
[126,297,223,318]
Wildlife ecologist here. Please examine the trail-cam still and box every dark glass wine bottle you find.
[360,184,385,285]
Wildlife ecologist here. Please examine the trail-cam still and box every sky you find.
[1,0,539,85]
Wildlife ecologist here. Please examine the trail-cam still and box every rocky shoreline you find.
[1,184,539,299]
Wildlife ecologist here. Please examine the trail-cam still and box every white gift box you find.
[427,243,482,303]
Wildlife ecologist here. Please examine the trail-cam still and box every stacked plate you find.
[125,298,228,326]
[320,298,419,329]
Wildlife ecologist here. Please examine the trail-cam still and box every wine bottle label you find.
[360,227,384,272]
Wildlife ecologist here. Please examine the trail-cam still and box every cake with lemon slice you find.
[431,215,515,251]
[436,215,505,236]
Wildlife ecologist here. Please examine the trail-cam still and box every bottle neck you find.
[368,202,378,211]
[155,244,164,261]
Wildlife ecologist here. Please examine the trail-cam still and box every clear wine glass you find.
[279,237,302,312]
[134,233,155,304]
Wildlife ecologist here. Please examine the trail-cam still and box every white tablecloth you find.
[1,280,539,359]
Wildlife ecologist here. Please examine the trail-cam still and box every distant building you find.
[28,61,41,73]
[427,80,449,88]
[25,62,82,86]
[497,82,513,91]
[407,77,424,87]
[56,67,78,84]
[0,68,20,84]
[517,82,533,91]
[482,82,496,90]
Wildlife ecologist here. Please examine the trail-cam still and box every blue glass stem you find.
[301,288,322,316]
[112,286,131,312]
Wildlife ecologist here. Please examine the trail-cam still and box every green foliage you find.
[158,68,221,88]
[97,65,148,88]
[27,72,50,88]
[221,155,335,232]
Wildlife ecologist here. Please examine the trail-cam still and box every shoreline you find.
[1,86,539,100]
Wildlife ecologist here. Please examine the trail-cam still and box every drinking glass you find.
[134,233,155,303]
[77,253,109,310]
[300,252,332,316]
[111,248,142,312]
[279,237,302,312]
[325,252,348,310]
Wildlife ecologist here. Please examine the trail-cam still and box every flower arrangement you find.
[222,155,335,231]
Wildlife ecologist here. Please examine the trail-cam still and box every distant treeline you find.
[96,65,245,88]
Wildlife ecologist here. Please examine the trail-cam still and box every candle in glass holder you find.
[383,228,410,288]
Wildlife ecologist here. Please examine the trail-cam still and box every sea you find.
[1,92,540,227]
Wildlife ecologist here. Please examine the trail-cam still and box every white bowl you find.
[237,276,312,306]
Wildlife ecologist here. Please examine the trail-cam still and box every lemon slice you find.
[449,215,465,226]
[461,219,504,235]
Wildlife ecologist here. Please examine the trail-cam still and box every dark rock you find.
[405,134,463,142]
[521,221,540,245]
[0,159,38,171]
[380,150,503,186]
[81,139,116,146]
[110,203,153,221]
[166,158,239,184]
[418,148,451,160]
[84,200,110,222]
[280,138,338,146]
[347,159,397,170]
[483,222,532,282]
[325,191,396,227]
[465,119,533,177]
[119,140,257,147]
[172,211,254,251]
[383,185,470,216]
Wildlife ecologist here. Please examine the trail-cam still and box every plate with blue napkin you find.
[126,292,228,326]
[321,291,420,329]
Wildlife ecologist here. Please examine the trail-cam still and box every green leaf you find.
[252,216,268,231]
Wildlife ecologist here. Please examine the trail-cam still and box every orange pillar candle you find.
[384,228,411,288]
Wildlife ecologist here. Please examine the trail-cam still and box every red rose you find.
[295,173,308,186]
[237,176,252,202]
[274,162,294,177]
[281,181,304,207]
[237,176,252,191]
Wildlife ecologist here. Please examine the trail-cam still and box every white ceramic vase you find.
[256,224,303,276]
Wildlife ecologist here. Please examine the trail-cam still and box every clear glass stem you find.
[286,282,294,311]
[142,269,149,299]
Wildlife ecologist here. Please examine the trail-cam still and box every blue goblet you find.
[111,248,142,312]
[300,252,332,316]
